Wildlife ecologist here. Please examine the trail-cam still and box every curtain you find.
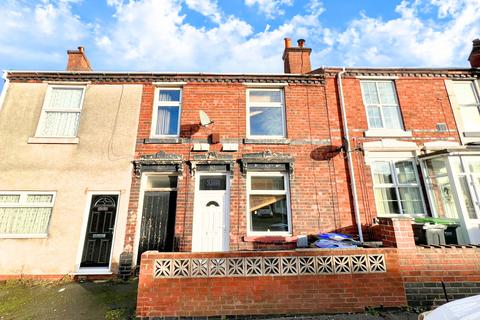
[0,207,52,234]
[41,112,80,137]
[156,107,172,135]
[49,88,83,109]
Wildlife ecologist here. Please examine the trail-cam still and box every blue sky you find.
[0,0,479,88]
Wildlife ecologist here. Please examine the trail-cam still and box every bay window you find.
[247,172,291,234]
[0,191,56,237]
[372,160,425,215]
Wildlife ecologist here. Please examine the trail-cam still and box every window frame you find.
[371,159,427,216]
[452,81,480,132]
[246,171,292,236]
[246,88,287,139]
[35,85,86,138]
[360,80,405,131]
[150,87,182,138]
[0,191,56,238]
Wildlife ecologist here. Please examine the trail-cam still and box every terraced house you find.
[0,37,480,316]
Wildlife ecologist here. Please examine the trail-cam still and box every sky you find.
[0,0,479,92]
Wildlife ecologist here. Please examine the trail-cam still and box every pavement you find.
[0,279,419,320]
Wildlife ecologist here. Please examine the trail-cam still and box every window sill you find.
[0,234,48,239]
[243,235,296,243]
[364,130,412,138]
[463,132,480,138]
[28,137,79,144]
[243,138,290,145]
[144,137,180,144]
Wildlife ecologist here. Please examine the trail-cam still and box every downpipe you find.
[337,68,364,243]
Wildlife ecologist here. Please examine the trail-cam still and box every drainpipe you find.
[0,71,9,113]
[337,68,364,242]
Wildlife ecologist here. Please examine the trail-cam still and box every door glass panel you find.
[250,195,288,232]
[251,176,285,190]
[425,158,448,176]
[374,188,399,214]
[466,157,480,173]
[395,161,416,184]
[147,175,177,189]
[427,176,458,219]
[199,175,226,190]
[458,176,477,219]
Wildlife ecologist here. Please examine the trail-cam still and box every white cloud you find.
[324,0,480,67]
[0,0,91,66]
[185,0,222,23]
[96,0,323,72]
[244,0,293,19]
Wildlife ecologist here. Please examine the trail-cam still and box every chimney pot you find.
[284,38,292,49]
[468,38,480,68]
[297,39,305,48]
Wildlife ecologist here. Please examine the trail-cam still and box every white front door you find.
[192,173,229,252]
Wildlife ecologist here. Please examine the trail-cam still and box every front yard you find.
[0,279,137,320]
[0,279,420,320]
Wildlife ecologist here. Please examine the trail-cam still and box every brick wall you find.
[124,82,357,258]
[137,249,405,318]
[377,217,480,308]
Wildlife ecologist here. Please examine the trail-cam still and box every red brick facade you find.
[122,69,469,264]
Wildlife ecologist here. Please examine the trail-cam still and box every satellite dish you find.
[199,110,214,127]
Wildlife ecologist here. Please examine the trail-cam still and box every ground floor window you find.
[0,191,55,237]
[247,171,292,234]
[371,160,426,215]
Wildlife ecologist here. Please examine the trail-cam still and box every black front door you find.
[81,195,118,268]
[137,191,176,264]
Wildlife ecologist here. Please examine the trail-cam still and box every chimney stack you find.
[469,39,480,68]
[282,38,311,74]
[66,46,92,71]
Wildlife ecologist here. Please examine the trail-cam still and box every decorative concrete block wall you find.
[136,249,404,318]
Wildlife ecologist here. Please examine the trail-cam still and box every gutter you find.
[0,71,9,113]
[337,68,364,242]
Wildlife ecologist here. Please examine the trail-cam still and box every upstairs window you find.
[452,81,480,132]
[36,86,85,137]
[0,192,56,237]
[360,81,404,130]
[152,88,182,137]
[247,89,286,138]
[372,160,425,215]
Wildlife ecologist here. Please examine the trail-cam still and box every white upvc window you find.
[452,81,480,132]
[247,172,292,235]
[0,191,56,238]
[36,86,85,137]
[371,160,426,216]
[360,80,404,130]
[151,88,182,137]
[247,89,286,138]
